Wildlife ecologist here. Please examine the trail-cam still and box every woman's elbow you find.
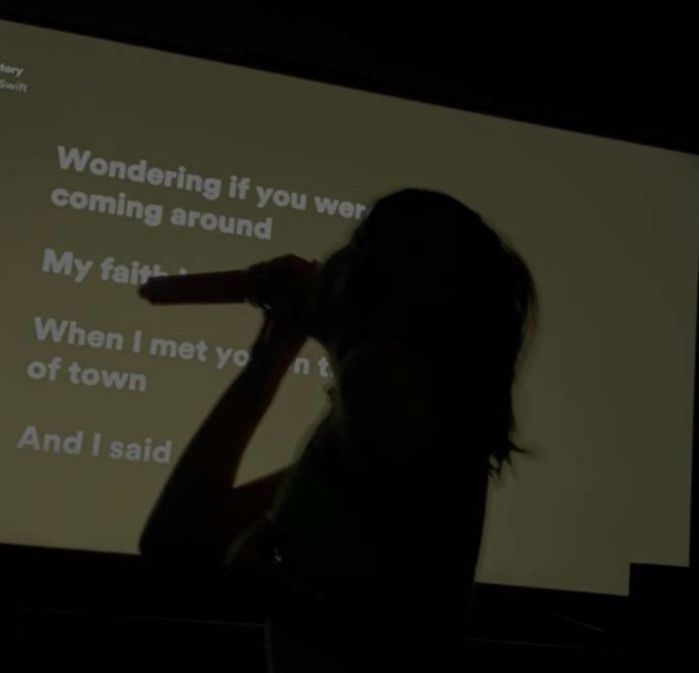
[138,506,190,562]
[138,523,175,564]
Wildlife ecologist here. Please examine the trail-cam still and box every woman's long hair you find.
[334,189,539,476]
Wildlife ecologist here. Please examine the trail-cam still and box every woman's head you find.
[310,188,539,474]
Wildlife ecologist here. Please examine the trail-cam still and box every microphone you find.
[139,270,252,305]
[138,256,319,308]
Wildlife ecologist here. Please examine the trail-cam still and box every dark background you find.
[2,3,698,155]
[0,3,696,667]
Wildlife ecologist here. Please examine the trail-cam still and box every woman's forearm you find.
[172,356,287,486]
[140,354,290,551]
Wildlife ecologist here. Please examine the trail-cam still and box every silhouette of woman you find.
[139,189,539,671]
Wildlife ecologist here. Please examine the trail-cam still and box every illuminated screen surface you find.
[1,19,696,596]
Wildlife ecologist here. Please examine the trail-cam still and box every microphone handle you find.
[139,270,249,305]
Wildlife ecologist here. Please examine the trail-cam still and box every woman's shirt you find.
[265,390,490,654]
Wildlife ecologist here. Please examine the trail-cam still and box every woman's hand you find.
[245,255,320,366]
[245,255,319,317]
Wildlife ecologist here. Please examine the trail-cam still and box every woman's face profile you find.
[308,225,367,352]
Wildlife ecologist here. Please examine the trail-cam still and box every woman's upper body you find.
[141,188,538,667]
[265,339,490,637]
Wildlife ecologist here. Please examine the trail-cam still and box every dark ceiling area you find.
[0,4,697,153]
